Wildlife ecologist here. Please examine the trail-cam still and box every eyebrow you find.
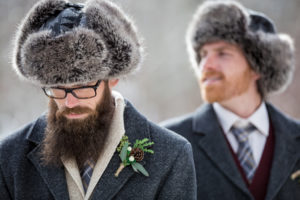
[201,45,237,53]
[214,46,236,52]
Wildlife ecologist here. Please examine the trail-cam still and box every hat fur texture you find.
[13,0,144,86]
[187,0,295,96]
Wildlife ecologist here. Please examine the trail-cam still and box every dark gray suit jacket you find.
[163,103,300,200]
[0,101,197,200]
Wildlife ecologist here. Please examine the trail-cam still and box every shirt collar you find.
[213,102,269,136]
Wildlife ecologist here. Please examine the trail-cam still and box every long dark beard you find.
[41,82,115,168]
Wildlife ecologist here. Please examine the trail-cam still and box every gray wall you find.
[1,0,299,139]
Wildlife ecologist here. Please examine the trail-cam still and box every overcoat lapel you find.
[90,101,151,200]
[26,116,70,200]
[192,104,252,197]
[88,151,135,200]
[265,104,300,200]
[27,146,70,200]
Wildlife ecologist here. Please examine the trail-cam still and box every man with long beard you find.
[43,81,115,169]
[163,1,300,200]
[0,0,196,199]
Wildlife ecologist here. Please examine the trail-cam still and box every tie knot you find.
[231,121,256,143]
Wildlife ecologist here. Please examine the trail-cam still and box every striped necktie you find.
[80,159,95,193]
[231,121,257,182]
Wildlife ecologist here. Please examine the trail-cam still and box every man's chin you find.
[201,91,225,103]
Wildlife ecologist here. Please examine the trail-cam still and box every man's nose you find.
[199,54,217,72]
[65,93,80,108]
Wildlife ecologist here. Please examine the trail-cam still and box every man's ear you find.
[252,70,260,81]
[108,79,119,89]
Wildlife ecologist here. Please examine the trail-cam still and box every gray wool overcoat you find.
[163,103,300,200]
[0,101,197,200]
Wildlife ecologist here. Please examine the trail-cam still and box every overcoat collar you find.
[192,103,300,199]
[25,100,151,200]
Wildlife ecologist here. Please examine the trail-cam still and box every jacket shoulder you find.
[149,120,191,147]
[147,120,195,171]
[267,103,300,131]
[160,112,194,136]
[0,122,33,152]
[0,120,36,178]
[0,116,45,157]
[160,113,194,129]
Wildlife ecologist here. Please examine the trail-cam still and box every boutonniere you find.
[114,135,154,177]
[291,170,300,183]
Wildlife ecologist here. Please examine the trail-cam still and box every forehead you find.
[200,41,241,52]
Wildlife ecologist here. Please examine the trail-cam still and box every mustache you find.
[200,71,224,82]
[57,106,93,116]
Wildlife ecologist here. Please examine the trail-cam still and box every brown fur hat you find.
[187,0,295,97]
[13,0,144,86]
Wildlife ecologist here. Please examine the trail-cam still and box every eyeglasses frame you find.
[42,80,102,99]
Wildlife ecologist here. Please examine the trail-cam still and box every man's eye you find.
[219,52,229,57]
[199,52,206,58]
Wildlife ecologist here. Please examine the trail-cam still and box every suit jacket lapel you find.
[90,101,151,200]
[26,116,70,200]
[265,103,300,200]
[193,104,251,196]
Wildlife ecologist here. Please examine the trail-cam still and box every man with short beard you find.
[163,1,300,200]
[0,0,196,199]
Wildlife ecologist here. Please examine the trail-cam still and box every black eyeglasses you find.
[42,80,101,99]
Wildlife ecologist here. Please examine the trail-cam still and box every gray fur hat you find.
[187,0,295,96]
[13,0,144,86]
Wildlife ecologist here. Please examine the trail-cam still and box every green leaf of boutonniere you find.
[132,162,149,177]
[120,142,129,162]
[115,135,154,177]
[131,163,138,173]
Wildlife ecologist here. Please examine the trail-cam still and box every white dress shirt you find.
[213,102,269,165]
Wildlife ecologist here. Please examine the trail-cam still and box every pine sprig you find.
[133,138,154,152]
[143,149,154,154]
[142,142,155,147]
[117,135,131,152]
